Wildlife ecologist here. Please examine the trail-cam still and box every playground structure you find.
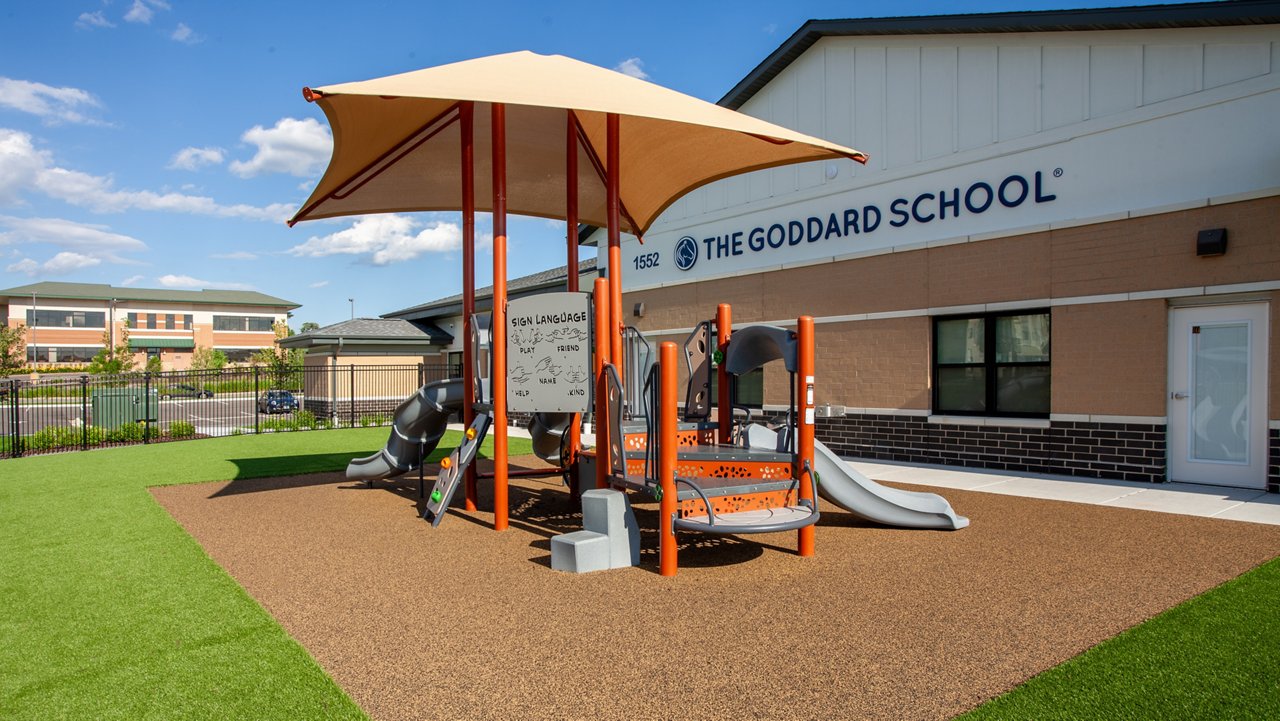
[293,51,965,576]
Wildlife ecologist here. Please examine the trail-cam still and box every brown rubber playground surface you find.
[153,456,1280,721]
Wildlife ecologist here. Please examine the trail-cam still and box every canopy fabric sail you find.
[290,51,866,234]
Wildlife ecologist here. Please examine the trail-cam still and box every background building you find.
[588,2,1280,492]
[0,281,298,371]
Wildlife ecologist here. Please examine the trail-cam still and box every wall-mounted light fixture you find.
[633,301,645,318]
[1197,228,1227,257]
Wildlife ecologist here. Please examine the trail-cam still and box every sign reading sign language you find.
[506,291,592,413]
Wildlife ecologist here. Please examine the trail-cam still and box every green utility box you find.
[91,388,159,429]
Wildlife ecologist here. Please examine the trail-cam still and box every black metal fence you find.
[1,363,459,459]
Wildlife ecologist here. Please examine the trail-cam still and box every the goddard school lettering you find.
[696,170,1057,262]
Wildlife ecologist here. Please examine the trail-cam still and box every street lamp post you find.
[29,292,36,368]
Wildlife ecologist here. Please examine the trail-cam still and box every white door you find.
[1167,303,1269,488]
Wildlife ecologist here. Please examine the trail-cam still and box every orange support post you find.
[491,103,509,531]
[566,112,581,489]
[593,277,610,490]
[716,303,732,444]
[658,341,678,577]
[796,316,816,557]
[606,113,624,384]
[460,101,478,512]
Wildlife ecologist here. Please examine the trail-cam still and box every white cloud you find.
[229,117,332,178]
[210,251,257,260]
[171,23,199,44]
[0,128,293,222]
[614,58,649,80]
[124,0,169,24]
[288,214,461,265]
[6,258,36,275]
[157,274,254,291]
[0,130,49,203]
[168,146,224,170]
[0,215,146,263]
[0,77,103,125]
[7,251,101,277]
[76,11,116,29]
[763,23,778,35]
[120,274,145,287]
[309,280,330,288]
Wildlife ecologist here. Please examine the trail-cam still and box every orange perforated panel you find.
[679,488,797,517]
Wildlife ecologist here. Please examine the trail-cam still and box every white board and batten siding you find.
[605,26,1280,289]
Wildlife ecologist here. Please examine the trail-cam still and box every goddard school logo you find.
[674,235,698,271]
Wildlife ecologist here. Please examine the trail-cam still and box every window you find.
[128,312,138,328]
[27,347,50,363]
[183,314,193,330]
[933,311,1050,417]
[213,315,275,332]
[221,348,258,362]
[54,347,101,363]
[26,309,106,328]
[147,313,157,330]
[708,367,765,409]
[165,314,176,330]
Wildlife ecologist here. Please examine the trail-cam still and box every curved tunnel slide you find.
[528,412,574,465]
[346,378,466,482]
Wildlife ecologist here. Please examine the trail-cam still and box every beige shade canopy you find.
[290,51,866,235]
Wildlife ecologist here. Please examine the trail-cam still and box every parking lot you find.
[1,392,301,439]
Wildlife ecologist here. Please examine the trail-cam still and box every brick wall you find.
[1270,428,1279,494]
[817,413,1166,483]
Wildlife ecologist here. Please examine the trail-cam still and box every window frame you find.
[931,309,1051,419]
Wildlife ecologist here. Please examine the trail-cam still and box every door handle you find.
[1171,391,1188,400]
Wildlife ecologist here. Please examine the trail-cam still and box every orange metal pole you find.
[796,316,816,557]
[491,103,509,531]
[593,277,610,490]
[658,341,678,577]
[606,113,624,384]
[716,303,732,444]
[460,101,478,512]
[566,111,581,487]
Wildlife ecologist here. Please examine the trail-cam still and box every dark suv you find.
[162,383,213,399]
[258,389,299,414]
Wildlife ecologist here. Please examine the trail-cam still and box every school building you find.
[0,281,297,371]
[586,2,1280,492]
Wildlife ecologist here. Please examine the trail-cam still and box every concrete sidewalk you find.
[850,458,1280,526]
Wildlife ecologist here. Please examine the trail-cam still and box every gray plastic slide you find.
[528,411,573,465]
[346,378,465,482]
[744,424,968,530]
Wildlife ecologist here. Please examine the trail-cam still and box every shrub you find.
[106,422,145,443]
[294,409,317,429]
[168,420,196,438]
[26,427,80,451]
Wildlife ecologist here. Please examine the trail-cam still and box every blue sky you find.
[0,0,1195,327]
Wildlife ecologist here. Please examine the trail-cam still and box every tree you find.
[88,320,137,375]
[0,324,26,374]
[300,321,320,333]
[145,355,163,373]
[252,322,304,388]
[190,346,228,371]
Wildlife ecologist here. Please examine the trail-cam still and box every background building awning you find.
[129,338,196,349]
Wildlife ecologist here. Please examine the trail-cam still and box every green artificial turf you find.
[965,555,1280,720]
[0,428,531,720]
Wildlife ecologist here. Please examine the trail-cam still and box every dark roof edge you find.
[720,1,1280,110]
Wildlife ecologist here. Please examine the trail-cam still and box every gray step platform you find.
[550,489,640,573]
